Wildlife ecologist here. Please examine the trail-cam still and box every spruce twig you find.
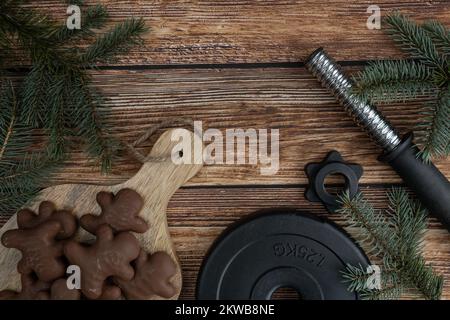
[384,13,447,73]
[0,81,57,214]
[0,2,148,215]
[422,20,450,57]
[339,188,443,300]
[352,13,449,161]
[352,60,437,103]
[416,88,450,161]
[80,18,148,66]
[2,2,147,169]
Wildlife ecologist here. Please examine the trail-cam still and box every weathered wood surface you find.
[2,0,450,300]
[2,185,450,299]
[28,0,450,65]
[19,67,447,186]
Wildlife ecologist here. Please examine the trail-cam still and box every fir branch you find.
[66,71,116,171]
[20,62,48,126]
[46,73,70,160]
[387,188,427,257]
[0,1,148,217]
[384,13,447,74]
[353,14,450,161]
[0,2,59,57]
[342,264,403,299]
[79,18,147,66]
[0,156,57,212]
[0,82,57,214]
[0,82,17,159]
[422,20,450,57]
[338,189,443,300]
[359,284,403,300]
[338,192,397,258]
[352,60,437,103]
[416,87,450,161]
[0,81,31,159]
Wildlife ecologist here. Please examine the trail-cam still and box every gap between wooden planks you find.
[1,185,449,299]
[13,66,447,187]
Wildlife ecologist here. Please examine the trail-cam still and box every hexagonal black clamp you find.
[305,151,363,213]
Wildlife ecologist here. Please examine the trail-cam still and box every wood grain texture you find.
[0,129,203,300]
[2,0,450,300]
[19,67,448,186]
[22,0,450,65]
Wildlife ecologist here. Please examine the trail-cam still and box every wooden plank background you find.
[2,0,450,299]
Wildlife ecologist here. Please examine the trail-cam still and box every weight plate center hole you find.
[324,172,349,197]
[271,287,302,300]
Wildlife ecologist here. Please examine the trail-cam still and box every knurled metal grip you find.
[305,48,402,152]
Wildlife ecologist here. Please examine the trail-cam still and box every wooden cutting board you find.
[0,129,203,300]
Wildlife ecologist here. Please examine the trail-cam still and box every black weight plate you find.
[196,212,369,300]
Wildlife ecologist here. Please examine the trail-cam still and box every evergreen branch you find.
[0,82,17,159]
[384,13,447,73]
[79,18,147,66]
[387,188,427,257]
[352,60,437,103]
[20,62,48,126]
[0,3,59,57]
[45,71,71,160]
[0,82,58,214]
[416,87,450,161]
[422,20,450,57]
[342,264,374,292]
[342,264,403,299]
[338,192,397,257]
[338,189,443,300]
[66,71,116,172]
[400,255,443,300]
[0,2,148,215]
[0,155,57,214]
[359,284,403,300]
[0,81,32,159]
[352,14,449,161]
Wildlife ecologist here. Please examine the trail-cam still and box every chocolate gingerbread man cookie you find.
[17,201,78,240]
[115,250,177,300]
[1,220,66,282]
[64,225,140,299]
[80,189,149,234]
[0,273,50,300]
